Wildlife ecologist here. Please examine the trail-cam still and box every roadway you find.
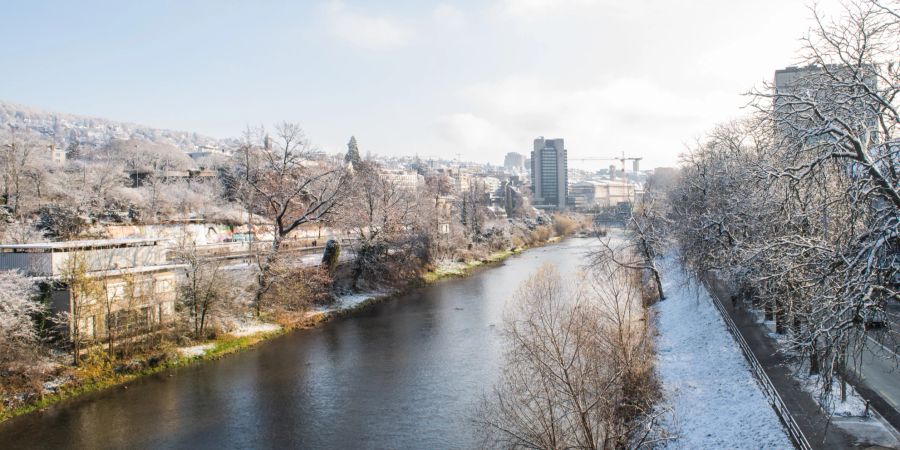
[706,276,855,448]
[850,301,900,429]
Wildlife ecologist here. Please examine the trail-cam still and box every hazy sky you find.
[0,0,842,169]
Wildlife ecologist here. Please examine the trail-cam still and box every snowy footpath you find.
[654,256,793,449]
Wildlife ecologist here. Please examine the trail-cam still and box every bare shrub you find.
[551,213,578,237]
[267,265,334,312]
[477,265,664,449]
[528,225,553,245]
[175,239,238,340]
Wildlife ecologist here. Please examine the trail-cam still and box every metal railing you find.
[704,281,813,450]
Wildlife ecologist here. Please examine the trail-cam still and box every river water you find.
[0,238,597,450]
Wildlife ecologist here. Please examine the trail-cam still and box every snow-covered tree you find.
[668,0,899,401]
[0,270,42,370]
[0,126,52,218]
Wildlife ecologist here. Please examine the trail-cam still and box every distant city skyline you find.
[0,0,844,169]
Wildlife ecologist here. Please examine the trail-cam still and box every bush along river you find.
[0,238,598,450]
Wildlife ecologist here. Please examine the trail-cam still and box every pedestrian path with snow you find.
[654,256,793,449]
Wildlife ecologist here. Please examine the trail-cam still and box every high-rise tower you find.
[530,137,568,210]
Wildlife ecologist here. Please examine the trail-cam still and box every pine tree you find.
[344,136,362,167]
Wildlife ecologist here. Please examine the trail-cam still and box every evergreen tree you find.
[344,136,362,167]
[504,183,515,217]
[65,141,81,160]
[321,239,341,274]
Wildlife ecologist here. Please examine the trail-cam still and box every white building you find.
[380,169,424,193]
[479,176,502,194]
[569,179,641,209]
[50,144,66,165]
[187,145,231,161]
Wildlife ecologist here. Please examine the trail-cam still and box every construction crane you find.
[569,151,642,177]
[569,151,643,207]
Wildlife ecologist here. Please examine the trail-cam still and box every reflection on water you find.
[0,238,598,450]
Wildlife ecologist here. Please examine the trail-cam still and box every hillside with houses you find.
[0,101,234,153]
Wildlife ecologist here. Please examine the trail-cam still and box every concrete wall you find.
[0,252,52,275]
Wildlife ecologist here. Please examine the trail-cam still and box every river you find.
[0,238,598,450]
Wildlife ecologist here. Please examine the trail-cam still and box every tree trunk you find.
[254,235,282,317]
[71,290,81,366]
[775,301,786,334]
[199,307,208,338]
[839,349,848,402]
[809,342,819,375]
[651,265,664,301]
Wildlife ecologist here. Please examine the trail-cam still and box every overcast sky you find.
[1,0,842,169]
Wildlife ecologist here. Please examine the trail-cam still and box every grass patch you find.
[421,247,526,284]
[206,330,285,359]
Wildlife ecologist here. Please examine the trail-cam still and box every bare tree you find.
[57,252,102,366]
[593,189,670,303]
[753,0,898,383]
[0,127,45,217]
[459,179,487,238]
[233,123,347,314]
[337,161,420,288]
[477,265,664,449]
[175,238,232,338]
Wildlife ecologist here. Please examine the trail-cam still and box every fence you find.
[704,280,813,450]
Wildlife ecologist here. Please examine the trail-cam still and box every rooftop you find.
[0,237,167,252]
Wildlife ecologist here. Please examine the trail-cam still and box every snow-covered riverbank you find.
[653,256,792,449]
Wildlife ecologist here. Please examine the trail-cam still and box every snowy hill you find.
[0,100,235,152]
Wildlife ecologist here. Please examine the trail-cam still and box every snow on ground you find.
[307,290,392,314]
[798,373,868,417]
[333,291,390,309]
[178,343,215,357]
[42,376,69,393]
[230,323,281,337]
[654,255,793,449]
